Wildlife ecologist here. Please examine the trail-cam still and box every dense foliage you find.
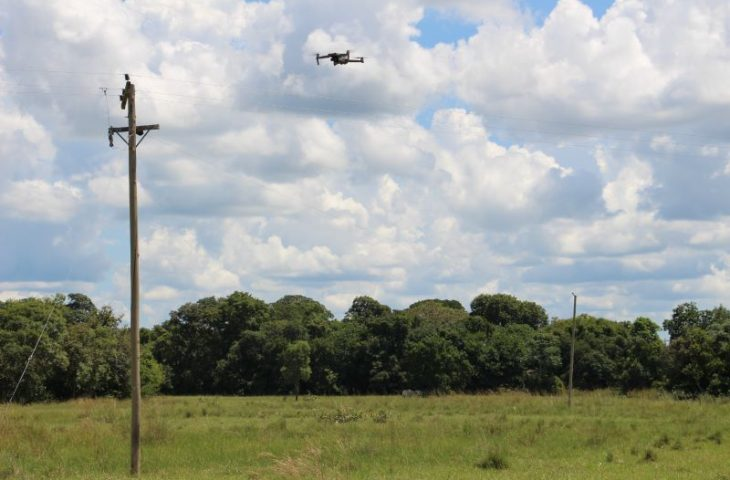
[0,294,164,403]
[2,292,729,402]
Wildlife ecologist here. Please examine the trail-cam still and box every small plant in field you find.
[630,446,639,456]
[605,451,614,463]
[708,431,723,444]
[654,433,671,448]
[671,439,683,450]
[371,410,388,423]
[0,466,17,479]
[535,419,545,434]
[270,445,325,479]
[643,449,657,462]
[268,418,287,431]
[184,410,193,418]
[476,450,509,470]
[142,415,169,443]
[319,407,363,424]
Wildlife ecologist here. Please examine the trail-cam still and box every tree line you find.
[2,291,729,403]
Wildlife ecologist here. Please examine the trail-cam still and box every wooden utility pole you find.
[108,75,158,476]
[568,292,577,408]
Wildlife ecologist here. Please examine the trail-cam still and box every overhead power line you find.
[6,297,62,404]
[3,66,730,161]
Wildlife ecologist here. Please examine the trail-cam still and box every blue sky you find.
[415,9,479,48]
[524,0,614,21]
[2,0,730,327]
[415,1,615,49]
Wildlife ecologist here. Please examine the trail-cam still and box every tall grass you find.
[1,391,729,479]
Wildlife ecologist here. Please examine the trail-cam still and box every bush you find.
[643,449,657,462]
[477,450,509,470]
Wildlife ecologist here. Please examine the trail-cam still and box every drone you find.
[316,50,365,66]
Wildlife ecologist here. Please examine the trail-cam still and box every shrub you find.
[643,449,657,462]
[477,450,509,470]
[654,433,670,448]
[708,431,723,445]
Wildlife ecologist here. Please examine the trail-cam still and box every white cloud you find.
[296,118,349,170]
[319,189,369,228]
[431,109,573,227]
[145,285,181,301]
[7,0,730,323]
[453,0,730,127]
[602,158,653,213]
[141,227,239,292]
[0,108,56,180]
[220,220,340,277]
[543,211,662,257]
[650,135,676,153]
[0,180,82,222]
[88,175,152,208]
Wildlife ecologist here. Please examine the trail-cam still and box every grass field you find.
[1,391,729,479]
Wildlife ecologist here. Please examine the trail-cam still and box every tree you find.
[153,297,224,394]
[468,324,535,390]
[0,296,70,403]
[153,292,270,394]
[403,323,472,392]
[214,330,269,395]
[65,293,97,324]
[618,317,666,392]
[280,340,311,400]
[271,295,334,339]
[64,321,129,398]
[548,315,626,390]
[344,296,391,322]
[524,332,563,393]
[470,293,548,329]
[140,347,165,397]
[663,302,703,341]
[666,327,717,395]
[404,299,469,326]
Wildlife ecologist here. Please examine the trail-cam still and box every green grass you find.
[1,391,729,479]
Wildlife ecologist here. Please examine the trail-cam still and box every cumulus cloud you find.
[0,180,82,222]
[453,0,729,126]
[602,157,653,213]
[6,0,730,324]
[0,108,56,180]
[430,109,585,229]
[220,220,340,279]
[140,227,239,292]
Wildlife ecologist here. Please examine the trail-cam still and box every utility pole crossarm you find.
[108,125,160,147]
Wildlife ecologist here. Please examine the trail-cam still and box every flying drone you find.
[316,50,365,66]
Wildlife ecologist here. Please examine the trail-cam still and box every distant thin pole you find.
[568,293,577,408]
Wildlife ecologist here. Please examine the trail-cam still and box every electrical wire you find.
[6,296,62,404]
[3,66,730,162]
[101,87,112,127]
[3,64,729,144]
